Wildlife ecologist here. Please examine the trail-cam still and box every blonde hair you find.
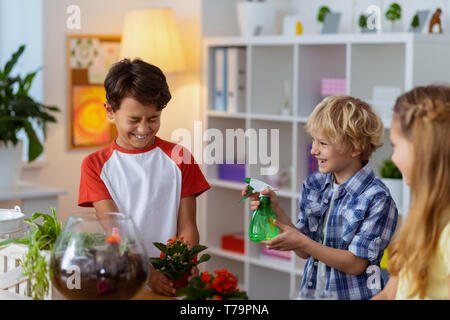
[305,95,384,161]
[388,85,450,299]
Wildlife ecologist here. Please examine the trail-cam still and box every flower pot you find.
[381,178,403,209]
[172,270,191,289]
[0,141,23,190]
[236,2,277,37]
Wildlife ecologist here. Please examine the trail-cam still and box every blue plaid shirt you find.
[295,163,398,300]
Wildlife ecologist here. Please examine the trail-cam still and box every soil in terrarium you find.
[51,242,148,300]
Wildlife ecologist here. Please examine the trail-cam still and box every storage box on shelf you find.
[202,32,450,299]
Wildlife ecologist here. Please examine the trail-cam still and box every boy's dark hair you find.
[104,58,171,112]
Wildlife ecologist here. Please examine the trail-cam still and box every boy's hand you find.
[260,219,306,251]
[188,266,199,282]
[148,268,176,297]
[242,186,280,213]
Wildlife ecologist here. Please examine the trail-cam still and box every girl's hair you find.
[305,95,384,161]
[388,85,450,299]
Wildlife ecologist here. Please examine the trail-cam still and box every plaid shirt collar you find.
[319,162,374,198]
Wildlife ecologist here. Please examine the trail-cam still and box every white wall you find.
[7,0,203,223]
[0,0,43,101]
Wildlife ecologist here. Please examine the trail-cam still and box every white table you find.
[0,181,67,219]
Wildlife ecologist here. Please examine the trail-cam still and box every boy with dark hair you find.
[78,58,210,296]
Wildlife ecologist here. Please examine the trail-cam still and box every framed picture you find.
[67,34,121,149]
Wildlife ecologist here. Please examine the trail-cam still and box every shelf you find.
[206,110,247,119]
[209,178,297,199]
[207,246,246,263]
[202,28,449,299]
[208,178,245,191]
[250,113,294,122]
[204,33,450,47]
[249,255,292,275]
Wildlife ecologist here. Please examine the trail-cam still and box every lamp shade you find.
[120,9,186,72]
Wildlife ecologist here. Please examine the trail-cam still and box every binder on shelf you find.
[213,48,227,112]
[226,48,246,114]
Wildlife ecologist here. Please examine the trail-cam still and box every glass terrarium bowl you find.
[50,212,149,300]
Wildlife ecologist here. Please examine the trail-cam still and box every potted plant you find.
[385,3,402,32]
[410,13,420,33]
[0,208,61,300]
[177,268,248,300]
[380,159,403,209]
[359,14,377,33]
[236,0,277,37]
[149,237,210,289]
[0,45,60,190]
[317,6,331,24]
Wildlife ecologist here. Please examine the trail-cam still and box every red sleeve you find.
[178,147,210,199]
[78,154,113,207]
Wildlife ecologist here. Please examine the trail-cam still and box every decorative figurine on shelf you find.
[318,6,341,34]
[429,8,443,34]
[385,2,402,32]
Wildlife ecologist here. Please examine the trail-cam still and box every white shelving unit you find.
[200,33,450,300]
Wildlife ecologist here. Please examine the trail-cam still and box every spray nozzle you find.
[239,178,276,203]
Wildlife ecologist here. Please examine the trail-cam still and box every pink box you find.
[261,246,291,260]
[321,78,347,96]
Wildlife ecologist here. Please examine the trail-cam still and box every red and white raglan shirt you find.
[78,137,210,258]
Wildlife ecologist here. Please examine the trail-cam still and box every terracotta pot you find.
[172,270,191,289]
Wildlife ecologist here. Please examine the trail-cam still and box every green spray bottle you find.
[240,178,279,242]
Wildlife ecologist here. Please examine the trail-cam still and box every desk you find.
[131,285,177,300]
[0,181,67,218]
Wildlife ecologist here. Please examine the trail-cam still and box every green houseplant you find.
[317,6,331,24]
[0,209,62,300]
[0,44,60,162]
[380,159,403,209]
[411,14,420,32]
[149,237,210,289]
[385,3,402,32]
[380,159,402,179]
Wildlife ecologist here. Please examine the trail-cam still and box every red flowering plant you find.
[176,269,248,300]
[149,237,210,287]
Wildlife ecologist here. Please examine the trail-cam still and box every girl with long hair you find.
[372,85,450,299]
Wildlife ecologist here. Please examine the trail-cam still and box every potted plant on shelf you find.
[149,237,210,289]
[359,14,377,33]
[380,159,403,210]
[385,3,402,32]
[0,45,60,190]
[317,6,331,24]
[177,268,248,300]
[410,13,420,33]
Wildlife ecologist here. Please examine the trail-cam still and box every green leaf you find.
[197,254,210,264]
[22,119,43,161]
[2,45,25,78]
[152,242,168,253]
[0,238,29,247]
[189,244,208,256]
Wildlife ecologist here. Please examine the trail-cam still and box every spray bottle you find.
[240,178,279,242]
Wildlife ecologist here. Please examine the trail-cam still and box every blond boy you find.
[246,95,398,299]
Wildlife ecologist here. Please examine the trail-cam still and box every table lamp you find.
[121,8,186,72]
